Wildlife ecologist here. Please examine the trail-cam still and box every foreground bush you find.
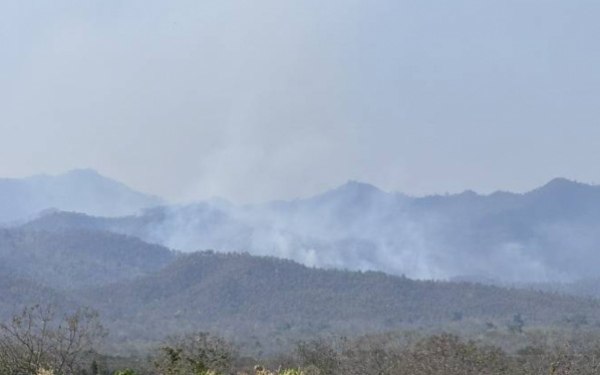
[152,332,233,375]
[290,333,600,375]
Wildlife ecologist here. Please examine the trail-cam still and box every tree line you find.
[5,305,600,375]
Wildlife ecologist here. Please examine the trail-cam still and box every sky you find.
[1,0,599,203]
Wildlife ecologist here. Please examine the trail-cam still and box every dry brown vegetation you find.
[5,305,600,374]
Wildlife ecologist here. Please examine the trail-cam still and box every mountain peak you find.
[535,178,589,193]
[300,180,388,208]
[458,189,479,197]
[545,177,578,186]
[336,180,383,194]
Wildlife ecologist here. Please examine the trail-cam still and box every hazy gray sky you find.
[1,0,599,203]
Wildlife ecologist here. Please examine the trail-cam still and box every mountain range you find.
[12,170,600,283]
[4,170,600,354]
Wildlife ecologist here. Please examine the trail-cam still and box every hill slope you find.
[80,252,600,354]
[1,229,600,354]
[0,228,175,289]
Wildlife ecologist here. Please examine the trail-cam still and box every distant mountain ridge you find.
[0,169,162,223]
[19,174,600,283]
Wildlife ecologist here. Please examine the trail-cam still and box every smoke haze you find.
[15,171,600,283]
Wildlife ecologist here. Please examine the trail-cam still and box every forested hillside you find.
[1,228,600,356]
[0,228,175,289]
[83,251,600,354]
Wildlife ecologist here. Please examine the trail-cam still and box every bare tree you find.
[0,305,105,375]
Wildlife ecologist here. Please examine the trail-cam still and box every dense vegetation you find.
[84,250,600,355]
[2,228,600,357]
